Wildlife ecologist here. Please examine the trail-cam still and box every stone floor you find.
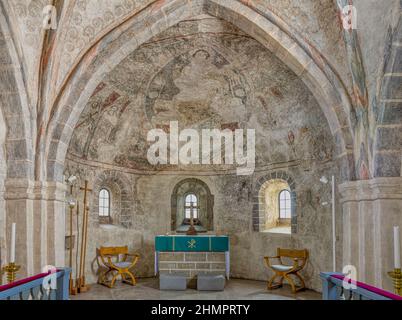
[70,278,321,300]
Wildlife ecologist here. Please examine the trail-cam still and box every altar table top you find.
[155,235,229,252]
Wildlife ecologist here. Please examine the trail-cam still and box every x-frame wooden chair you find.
[98,246,139,288]
[264,248,309,293]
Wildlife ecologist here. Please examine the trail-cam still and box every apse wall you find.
[64,164,341,291]
[63,16,341,291]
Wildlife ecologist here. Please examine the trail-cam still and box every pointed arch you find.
[373,13,402,177]
[44,0,356,183]
[0,4,34,180]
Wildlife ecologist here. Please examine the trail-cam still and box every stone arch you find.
[252,171,296,233]
[0,101,6,186]
[92,170,133,228]
[0,94,6,265]
[0,6,33,180]
[171,178,214,232]
[373,11,402,177]
[44,0,356,184]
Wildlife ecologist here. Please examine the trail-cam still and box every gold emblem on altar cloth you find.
[187,239,197,249]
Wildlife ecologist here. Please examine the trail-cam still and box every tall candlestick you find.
[10,223,16,263]
[394,226,401,269]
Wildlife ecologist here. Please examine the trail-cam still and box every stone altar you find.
[155,235,230,287]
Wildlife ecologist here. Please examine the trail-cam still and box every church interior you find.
[0,0,402,301]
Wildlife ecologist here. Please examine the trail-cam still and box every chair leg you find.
[122,271,136,286]
[294,272,306,291]
[98,269,112,285]
[268,273,283,290]
[284,274,297,293]
[98,272,105,285]
[109,272,120,288]
[279,275,284,287]
[267,274,276,290]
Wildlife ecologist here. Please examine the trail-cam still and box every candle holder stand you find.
[388,268,402,296]
[2,263,21,284]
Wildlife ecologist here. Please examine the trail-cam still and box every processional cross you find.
[78,180,92,293]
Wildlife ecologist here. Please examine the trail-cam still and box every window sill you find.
[262,226,291,235]
[99,224,119,230]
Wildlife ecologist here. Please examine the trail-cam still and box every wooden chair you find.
[98,246,139,288]
[264,248,308,293]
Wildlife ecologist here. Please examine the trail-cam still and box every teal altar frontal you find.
[155,235,229,252]
[154,235,230,279]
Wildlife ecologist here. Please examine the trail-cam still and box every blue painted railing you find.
[0,268,70,300]
[320,272,402,300]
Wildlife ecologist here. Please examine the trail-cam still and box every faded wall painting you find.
[68,17,334,173]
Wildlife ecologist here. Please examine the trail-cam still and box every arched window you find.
[279,189,291,219]
[256,178,292,234]
[185,194,199,219]
[99,188,110,217]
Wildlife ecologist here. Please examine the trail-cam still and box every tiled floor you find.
[70,278,321,300]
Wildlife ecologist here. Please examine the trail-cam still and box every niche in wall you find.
[253,171,297,234]
[92,171,134,228]
[171,178,214,232]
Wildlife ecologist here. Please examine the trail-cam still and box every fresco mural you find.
[68,17,334,173]
[336,0,370,180]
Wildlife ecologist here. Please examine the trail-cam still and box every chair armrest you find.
[264,256,280,268]
[127,253,140,258]
[128,253,140,269]
[125,253,140,269]
[123,253,140,261]
[292,258,307,270]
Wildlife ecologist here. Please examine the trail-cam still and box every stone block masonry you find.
[159,252,226,288]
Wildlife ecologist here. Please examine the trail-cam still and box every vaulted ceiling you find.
[2,0,350,108]
[68,15,334,173]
